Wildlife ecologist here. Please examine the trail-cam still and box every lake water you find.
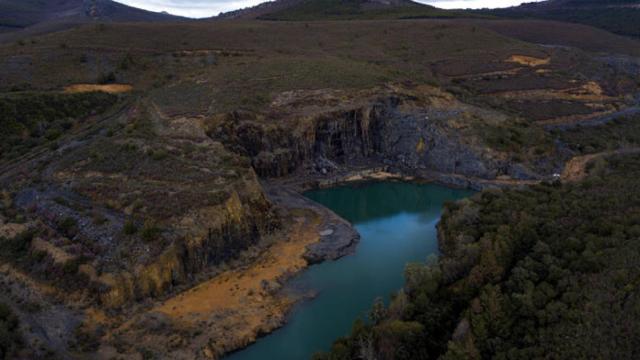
[225,181,474,360]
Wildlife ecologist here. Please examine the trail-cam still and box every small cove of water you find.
[226,181,474,360]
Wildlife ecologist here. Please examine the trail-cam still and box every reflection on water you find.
[226,182,474,360]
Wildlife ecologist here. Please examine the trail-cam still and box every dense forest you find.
[315,152,640,359]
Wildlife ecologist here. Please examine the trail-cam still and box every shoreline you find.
[99,166,544,360]
[212,166,542,358]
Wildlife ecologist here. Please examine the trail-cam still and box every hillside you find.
[485,0,640,38]
[0,0,183,40]
[219,0,480,21]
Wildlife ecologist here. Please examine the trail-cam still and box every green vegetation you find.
[0,92,118,160]
[57,216,78,237]
[486,1,640,38]
[318,153,640,359]
[0,230,34,261]
[0,227,92,294]
[123,220,138,235]
[557,115,640,154]
[0,303,22,360]
[140,221,161,242]
[257,0,481,21]
[473,117,552,157]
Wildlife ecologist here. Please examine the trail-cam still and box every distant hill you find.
[0,0,183,38]
[485,0,640,38]
[218,0,480,21]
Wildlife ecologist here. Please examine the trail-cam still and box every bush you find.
[0,303,22,359]
[123,220,137,235]
[0,92,118,161]
[0,230,34,260]
[140,222,161,242]
[57,217,77,236]
[97,72,116,84]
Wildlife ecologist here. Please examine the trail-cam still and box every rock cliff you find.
[207,85,556,183]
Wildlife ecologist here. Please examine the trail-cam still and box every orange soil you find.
[0,221,27,239]
[64,84,133,94]
[561,153,600,182]
[147,211,323,355]
[495,81,613,103]
[506,54,550,67]
[538,108,618,126]
[561,148,640,182]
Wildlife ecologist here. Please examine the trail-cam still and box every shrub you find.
[97,72,116,84]
[0,230,34,260]
[0,303,22,359]
[123,220,137,235]
[57,217,77,237]
[0,92,118,161]
[140,222,161,242]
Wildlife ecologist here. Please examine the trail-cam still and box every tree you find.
[369,297,387,325]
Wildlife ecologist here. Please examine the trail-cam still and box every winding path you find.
[543,105,640,130]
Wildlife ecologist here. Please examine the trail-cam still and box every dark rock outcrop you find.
[207,87,547,183]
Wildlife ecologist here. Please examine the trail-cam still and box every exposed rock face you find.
[98,183,278,308]
[207,85,550,182]
[9,102,280,309]
[89,137,280,308]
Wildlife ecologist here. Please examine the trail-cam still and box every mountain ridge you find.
[484,0,640,37]
[0,0,184,39]
[217,0,476,21]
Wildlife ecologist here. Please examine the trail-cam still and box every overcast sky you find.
[114,0,543,18]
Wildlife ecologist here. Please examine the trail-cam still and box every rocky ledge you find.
[263,183,360,264]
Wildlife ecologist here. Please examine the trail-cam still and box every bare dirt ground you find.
[561,148,640,182]
[64,84,133,93]
[153,212,322,356]
[506,54,550,67]
[93,196,353,359]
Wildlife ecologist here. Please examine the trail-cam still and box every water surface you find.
[226,181,473,360]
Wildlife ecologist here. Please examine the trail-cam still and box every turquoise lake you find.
[226,181,474,360]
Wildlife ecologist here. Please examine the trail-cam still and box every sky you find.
[113,0,544,18]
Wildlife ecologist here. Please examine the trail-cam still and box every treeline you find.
[316,154,640,359]
[0,92,118,160]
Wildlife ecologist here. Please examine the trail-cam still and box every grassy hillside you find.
[0,0,182,38]
[256,0,479,21]
[0,91,119,160]
[4,18,636,116]
[0,20,532,106]
[485,0,640,38]
[0,0,80,28]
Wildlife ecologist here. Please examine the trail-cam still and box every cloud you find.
[113,0,543,18]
